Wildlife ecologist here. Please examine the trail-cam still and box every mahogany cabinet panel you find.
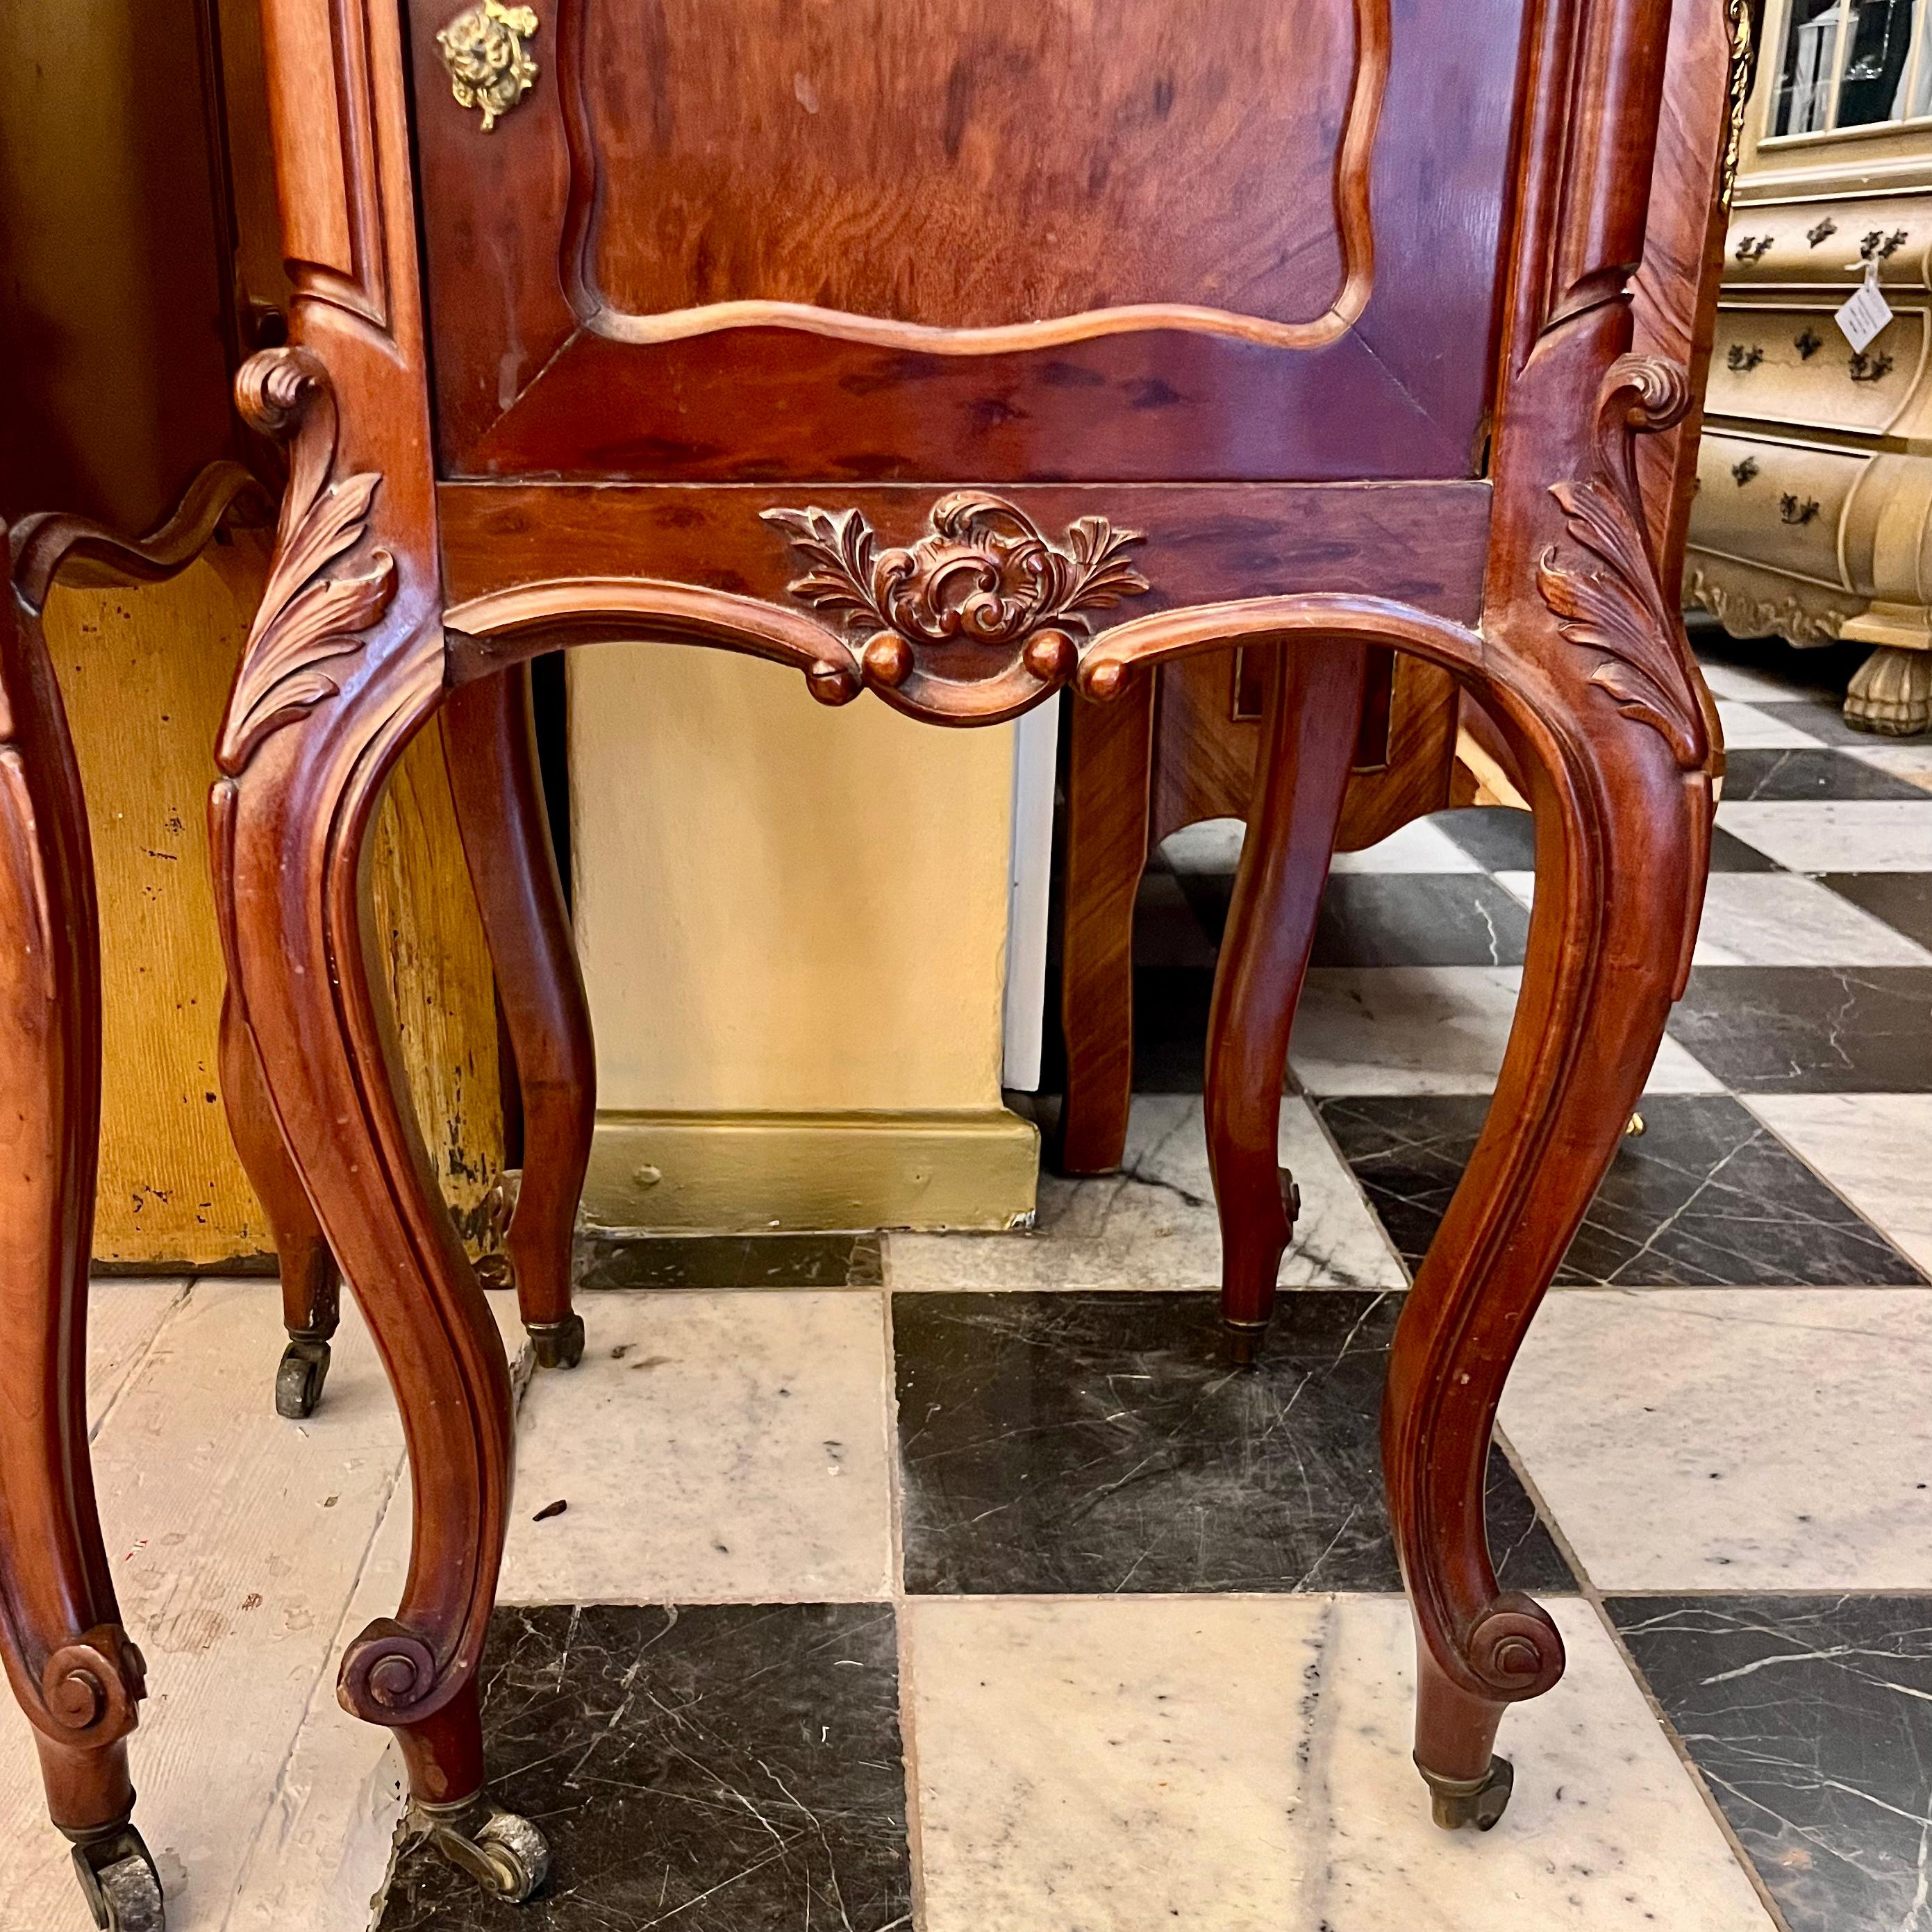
[406,0,1529,483]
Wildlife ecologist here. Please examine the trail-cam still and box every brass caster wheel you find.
[418,1799,551,1903]
[1224,1317,1269,1367]
[528,1312,585,1371]
[71,1825,164,1932]
[1418,1753,1515,1831]
[274,1335,332,1419]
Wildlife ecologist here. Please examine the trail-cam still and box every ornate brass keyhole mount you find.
[437,1,539,132]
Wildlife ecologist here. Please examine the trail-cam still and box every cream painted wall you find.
[569,645,1019,1118]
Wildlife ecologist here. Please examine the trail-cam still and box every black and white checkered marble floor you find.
[4,640,1930,1932]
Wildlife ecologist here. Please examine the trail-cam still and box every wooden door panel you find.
[408,0,1529,482]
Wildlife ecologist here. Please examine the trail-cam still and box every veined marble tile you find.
[1501,1288,1932,1590]
[379,1604,910,1932]
[1721,749,1926,803]
[1321,1094,1922,1287]
[1699,656,1817,703]
[498,1289,895,1604]
[906,1594,1772,1932]
[1289,966,1722,1095]
[888,1093,1403,1292]
[1327,817,1484,874]
[1158,816,1246,874]
[1715,699,1825,749]
[1612,1593,1932,1932]
[1717,800,1932,874]
[1844,735,1932,791]
[1748,1092,1932,1276]
[1492,870,1932,965]
[892,1290,1567,1597]
[1668,965,1932,1091]
[1311,873,1530,967]
[1817,872,1932,951]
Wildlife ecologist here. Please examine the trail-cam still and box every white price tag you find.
[1836,260,1894,354]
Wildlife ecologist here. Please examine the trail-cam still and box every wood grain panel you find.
[408,0,1529,481]
[437,481,1492,618]
[570,0,1373,346]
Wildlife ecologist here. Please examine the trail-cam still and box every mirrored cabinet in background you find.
[1692,0,1932,735]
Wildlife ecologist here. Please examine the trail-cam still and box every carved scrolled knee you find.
[340,1618,443,1725]
[38,1628,147,1747]
[1465,1596,1566,1702]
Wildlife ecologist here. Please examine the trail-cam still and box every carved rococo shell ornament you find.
[437,0,540,132]
[762,492,1151,720]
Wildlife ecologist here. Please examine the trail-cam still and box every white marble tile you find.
[498,1288,894,1605]
[1327,818,1484,874]
[888,1092,1404,1291]
[1715,799,1932,872]
[1288,967,1722,1095]
[0,1281,408,1932]
[1715,699,1824,749]
[906,1594,1772,1932]
[1158,816,1244,874]
[1501,1288,1932,1590]
[1747,1093,1932,1276]
[1698,656,1813,703]
[1844,736,1932,791]
[1492,868,1932,965]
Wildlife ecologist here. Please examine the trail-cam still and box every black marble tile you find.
[1611,1595,1932,1932]
[1319,1093,1924,1286]
[1748,696,1890,748]
[1435,803,1780,872]
[378,1604,910,1932]
[1166,868,1533,967]
[574,1231,884,1291]
[1819,873,1932,953]
[1719,747,1926,802]
[1668,967,1932,1092]
[1310,874,1531,967]
[1433,804,1537,869]
[892,1290,1572,1596]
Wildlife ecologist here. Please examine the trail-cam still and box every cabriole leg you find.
[1204,642,1366,1361]
[0,554,160,1929]
[1385,676,1710,1829]
[214,342,543,1899]
[219,985,341,1417]
[442,663,592,1372]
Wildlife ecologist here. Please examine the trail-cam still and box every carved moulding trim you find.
[558,0,1388,355]
[1536,354,1708,771]
[1687,563,1858,645]
[221,349,397,776]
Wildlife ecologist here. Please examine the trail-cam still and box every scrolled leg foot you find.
[527,1312,585,1371]
[274,1334,333,1419]
[1845,644,1932,737]
[69,1822,164,1932]
[415,1797,551,1904]
[1417,1754,1515,1832]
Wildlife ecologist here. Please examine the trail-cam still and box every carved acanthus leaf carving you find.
[220,349,396,776]
[761,493,1149,704]
[1536,355,1706,770]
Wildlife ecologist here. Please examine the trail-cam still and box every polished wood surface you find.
[227,0,1726,1889]
[407,0,1527,481]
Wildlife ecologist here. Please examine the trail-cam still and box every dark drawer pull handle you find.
[1726,344,1765,372]
[1731,456,1760,486]
[1861,228,1909,262]
[1808,217,1838,247]
[1795,326,1824,360]
[1781,494,1822,526]
[1850,350,1895,383]
[1734,234,1774,263]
